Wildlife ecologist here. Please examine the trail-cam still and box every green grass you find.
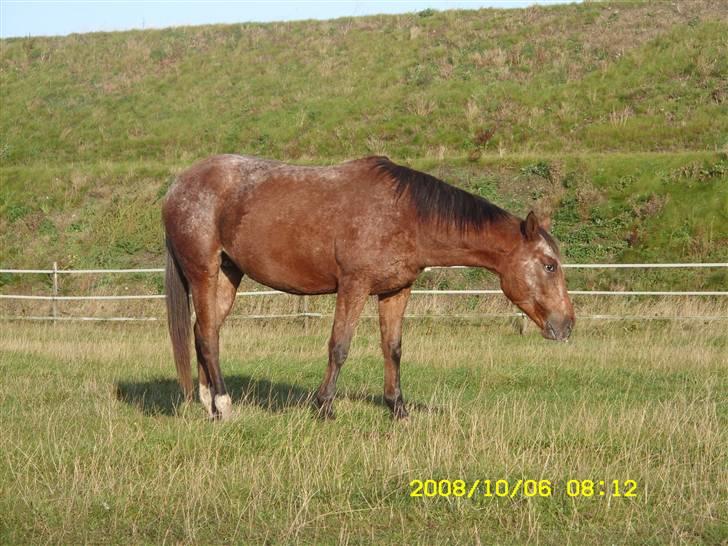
[1,1,727,289]
[1,3,727,543]
[1,318,726,544]
[1,2,726,164]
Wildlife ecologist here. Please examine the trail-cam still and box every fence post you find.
[302,295,309,332]
[52,261,59,323]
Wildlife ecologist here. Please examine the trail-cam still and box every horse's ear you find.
[540,215,552,231]
[523,211,540,241]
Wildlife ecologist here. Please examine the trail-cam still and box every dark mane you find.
[373,158,512,232]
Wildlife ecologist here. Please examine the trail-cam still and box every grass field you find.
[1,313,726,544]
[1,1,727,543]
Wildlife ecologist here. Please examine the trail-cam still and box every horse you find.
[163,154,575,420]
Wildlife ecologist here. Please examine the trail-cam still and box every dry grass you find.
[1,309,725,544]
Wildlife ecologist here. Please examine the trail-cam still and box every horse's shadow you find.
[115,375,439,417]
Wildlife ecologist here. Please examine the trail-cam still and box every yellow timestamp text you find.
[408,479,638,499]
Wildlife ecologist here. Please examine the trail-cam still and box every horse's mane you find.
[373,157,512,232]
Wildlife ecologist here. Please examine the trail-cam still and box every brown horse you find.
[163,155,574,420]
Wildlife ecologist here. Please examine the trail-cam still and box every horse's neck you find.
[416,217,519,273]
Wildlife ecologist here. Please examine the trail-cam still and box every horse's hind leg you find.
[197,258,242,418]
[189,256,242,420]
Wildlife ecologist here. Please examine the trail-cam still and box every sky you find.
[0,0,576,39]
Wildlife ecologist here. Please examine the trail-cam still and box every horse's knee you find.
[388,339,402,363]
[330,340,350,367]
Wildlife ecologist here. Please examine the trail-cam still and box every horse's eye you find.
[545,263,556,273]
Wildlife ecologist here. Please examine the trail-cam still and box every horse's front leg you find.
[378,286,412,419]
[315,279,369,419]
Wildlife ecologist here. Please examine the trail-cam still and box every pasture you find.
[1,306,725,544]
[1,1,727,543]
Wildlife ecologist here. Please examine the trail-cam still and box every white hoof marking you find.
[199,383,213,417]
[214,394,233,420]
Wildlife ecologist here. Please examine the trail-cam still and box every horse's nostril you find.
[546,321,557,339]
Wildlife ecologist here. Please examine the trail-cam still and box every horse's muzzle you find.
[542,316,574,342]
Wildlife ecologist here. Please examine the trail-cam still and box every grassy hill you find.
[1,0,727,289]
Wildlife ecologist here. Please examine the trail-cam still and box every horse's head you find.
[499,211,575,341]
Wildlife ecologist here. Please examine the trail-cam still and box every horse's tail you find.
[165,238,194,400]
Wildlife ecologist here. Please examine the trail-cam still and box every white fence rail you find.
[2,263,728,275]
[1,263,727,323]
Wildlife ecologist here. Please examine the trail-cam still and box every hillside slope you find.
[0,1,726,290]
[1,1,726,164]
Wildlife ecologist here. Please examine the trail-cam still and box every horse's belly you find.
[224,235,339,295]
[241,259,338,295]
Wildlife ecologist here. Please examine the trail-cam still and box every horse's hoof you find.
[386,397,409,420]
[313,399,335,420]
[392,407,409,421]
[391,399,409,419]
[214,394,233,420]
[315,406,336,420]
